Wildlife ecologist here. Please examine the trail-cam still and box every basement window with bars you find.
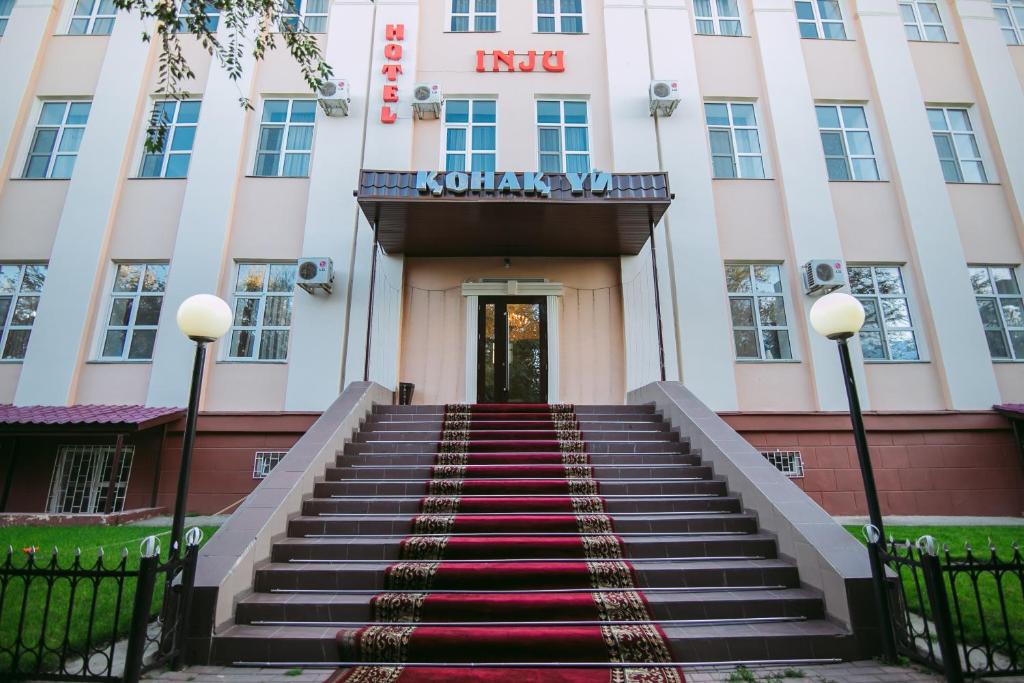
[253,451,287,479]
[46,444,135,514]
[761,450,804,478]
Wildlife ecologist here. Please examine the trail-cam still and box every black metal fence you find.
[0,529,202,682]
[872,534,1023,681]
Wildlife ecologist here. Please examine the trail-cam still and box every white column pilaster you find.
[954,0,1024,233]
[284,0,376,410]
[15,12,155,406]
[748,0,863,411]
[341,0,417,391]
[146,25,258,408]
[0,0,58,182]
[647,0,739,410]
[856,0,1002,408]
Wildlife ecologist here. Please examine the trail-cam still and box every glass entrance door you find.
[478,297,548,403]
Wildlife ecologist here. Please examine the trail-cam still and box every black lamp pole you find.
[831,333,897,661]
[170,339,209,558]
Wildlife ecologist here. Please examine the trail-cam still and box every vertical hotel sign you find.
[380,23,404,124]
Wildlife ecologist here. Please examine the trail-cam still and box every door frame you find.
[477,296,549,404]
[462,280,563,403]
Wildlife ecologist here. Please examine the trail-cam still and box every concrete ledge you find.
[186,382,391,663]
[629,381,881,656]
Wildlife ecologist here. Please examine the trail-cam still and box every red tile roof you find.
[0,404,185,430]
[995,404,1024,419]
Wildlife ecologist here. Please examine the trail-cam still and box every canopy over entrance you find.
[356,170,672,257]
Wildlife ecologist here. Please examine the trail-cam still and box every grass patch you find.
[0,525,219,675]
[844,525,1024,649]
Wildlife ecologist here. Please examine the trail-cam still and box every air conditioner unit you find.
[318,79,350,117]
[649,79,681,117]
[803,259,846,295]
[412,83,442,120]
[297,257,334,295]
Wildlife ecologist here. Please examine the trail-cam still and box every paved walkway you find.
[139,661,960,683]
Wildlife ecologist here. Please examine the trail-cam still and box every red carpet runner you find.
[334,403,684,682]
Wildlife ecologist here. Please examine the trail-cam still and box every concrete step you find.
[336,451,703,467]
[311,478,731,498]
[324,464,715,482]
[373,405,658,415]
[355,430,681,442]
[365,418,670,430]
[342,441,691,455]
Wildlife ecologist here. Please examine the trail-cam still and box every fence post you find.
[124,538,161,683]
[171,530,202,670]
[919,539,964,683]
[866,531,898,662]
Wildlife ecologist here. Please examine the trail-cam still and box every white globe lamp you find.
[809,291,865,340]
[176,294,232,342]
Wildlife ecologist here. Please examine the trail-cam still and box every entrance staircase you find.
[212,403,857,678]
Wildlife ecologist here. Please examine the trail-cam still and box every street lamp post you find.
[171,294,232,556]
[809,291,897,661]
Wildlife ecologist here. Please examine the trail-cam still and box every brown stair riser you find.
[252,561,803,592]
[301,496,745,516]
[311,480,730,498]
[233,591,825,625]
[343,441,692,455]
[355,431,681,442]
[269,536,780,563]
[365,420,671,431]
[336,452,703,467]
[287,514,758,537]
[323,465,715,482]
[373,405,658,415]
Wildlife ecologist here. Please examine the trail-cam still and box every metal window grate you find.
[46,444,135,514]
[253,451,287,479]
[761,449,804,478]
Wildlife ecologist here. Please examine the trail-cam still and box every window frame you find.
[95,262,168,362]
[46,444,135,514]
[278,0,327,33]
[969,265,1024,361]
[252,98,316,178]
[0,263,47,362]
[536,0,584,34]
[694,0,744,35]
[536,98,591,174]
[899,0,948,41]
[138,99,201,178]
[815,103,881,182]
[67,0,116,35]
[0,0,14,36]
[725,262,797,362]
[441,98,498,173]
[927,106,988,184]
[848,264,924,362]
[253,451,287,479]
[22,100,91,180]
[704,100,767,180]
[174,0,220,32]
[447,0,499,32]
[795,0,848,39]
[993,0,1024,45]
[226,262,298,363]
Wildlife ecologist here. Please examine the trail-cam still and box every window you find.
[229,263,297,360]
[537,100,590,174]
[705,102,765,179]
[444,99,496,172]
[99,263,168,361]
[0,0,14,36]
[280,0,327,33]
[927,107,987,183]
[450,0,497,31]
[68,0,116,34]
[46,444,134,514]
[140,100,200,178]
[537,0,583,33]
[725,264,793,360]
[695,0,742,35]
[848,266,920,360]
[0,264,46,361]
[795,0,847,39]
[762,450,804,478]
[254,99,315,177]
[816,105,879,181]
[969,266,1023,360]
[993,0,1024,44]
[899,0,947,40]
[253,451,287,479]
[175,1,219,32]
[23,101,91,179]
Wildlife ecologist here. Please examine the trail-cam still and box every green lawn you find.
[0,524,219,675]
[844,525,1024,650]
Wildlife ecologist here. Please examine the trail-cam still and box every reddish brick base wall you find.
[722,412,1024,518]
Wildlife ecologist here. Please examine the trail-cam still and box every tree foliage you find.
[111,0,333,151]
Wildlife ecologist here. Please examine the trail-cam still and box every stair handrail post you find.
[364,219,381,383]
[648,217,667,382]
